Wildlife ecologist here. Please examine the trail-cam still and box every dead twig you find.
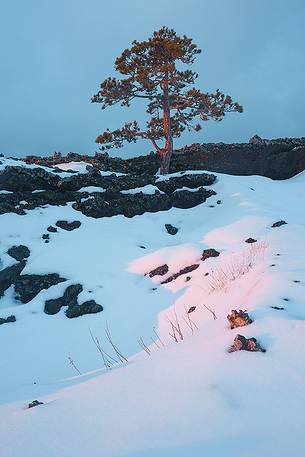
[68,356,82,375]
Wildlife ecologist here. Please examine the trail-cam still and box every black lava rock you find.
[65,300,103,318]
[47,225,57,233]
[7,245,30,261]
[245,238,257,243]
[201,248,220,261]
[161,264,199,284]
[55,220,81,231]
[0,166,60,192]
[228,334,266,353]
[165,224,179,235]
[148,264,169,278]
[15,273,66,303]
[272,220,287,228]
[0,315,16,325]
[28,400,44,408]
[0,260,26,297]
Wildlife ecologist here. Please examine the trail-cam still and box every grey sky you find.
[1,0,305,158]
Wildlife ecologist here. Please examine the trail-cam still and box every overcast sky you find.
[1,0,305,158]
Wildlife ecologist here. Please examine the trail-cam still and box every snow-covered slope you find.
[0,159,305,457]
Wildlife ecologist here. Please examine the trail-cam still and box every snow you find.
[122,184,164,195]
[1,163,305,456]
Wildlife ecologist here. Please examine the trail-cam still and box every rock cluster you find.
[44,283,103,318]
[22,136,305,180]
[0,166,216,218]
[0,315,16,326]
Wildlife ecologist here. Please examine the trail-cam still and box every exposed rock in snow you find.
[245,237,257,243]
[28,400,44,409]
[161,263,200,284]
[0,315,16,325]
[14,273,66,303]
[228,334,266,353]
[55,220,81,231]
[65,300,103,318]
[227,310,253,329]
[0,260,26,297]
[164,223,179,235]
[201,248,220,261]
[148,264,169,278]
[7,245,30,261]
[272,220,287,228]
[44,284,83,315]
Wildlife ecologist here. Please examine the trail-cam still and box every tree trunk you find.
[160,149,173,175]
[159,74,173,175]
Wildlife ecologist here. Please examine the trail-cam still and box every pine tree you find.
[92,27,243,174]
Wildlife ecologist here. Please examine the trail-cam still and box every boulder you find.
[47,225,57,233]
[14,273,66,303]
[55,220,81,231]
[245,238,257,243]
[0,260,26,297]
[148,264,169,278]
[0,315,16,325]
[28,400,44,408]
[165,224,179,235]
[201,248,220,261]
[272,220,287,228]
[228,334,266,353]
[65,300,103,318]
[7,245,30,261]
[227,310,253,329]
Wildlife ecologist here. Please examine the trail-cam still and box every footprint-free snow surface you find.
[0,158,305,457]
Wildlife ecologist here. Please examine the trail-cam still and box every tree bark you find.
[159,74,173,175]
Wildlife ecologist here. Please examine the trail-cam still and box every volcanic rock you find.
[228,334,266,353]
[227,310,253,329]
[14,273,66,303]
[7,245,30,261]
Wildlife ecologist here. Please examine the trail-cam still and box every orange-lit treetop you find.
[92,27,243,174]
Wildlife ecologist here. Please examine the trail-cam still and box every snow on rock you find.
[0,165,305,456]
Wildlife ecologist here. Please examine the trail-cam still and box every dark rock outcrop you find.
[227,310,253,329]
[165,224,179,235]
[0,260,26,297]
[28,400,44,408]
[0,166,60,192]
[47,225,57,233]
[65,300,103,318]
[155,173,216,193]
[272,220,287,228]
[148,264,169,278]
[228,334,266,353]
[73,187,216,218]
[0,315,16,325]
[14,273,66,303]
[245,238,257,243]
[55,220,81,231]
[23,137,305,180]
[201,248,220,261]
[44,284,102,318]
[161,263,200,284]
[7,245,30,261]
[44,284,83,315]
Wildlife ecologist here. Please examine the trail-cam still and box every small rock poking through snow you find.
[228,334,266,353]
[227,310,253,329]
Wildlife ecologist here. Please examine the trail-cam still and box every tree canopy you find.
[92,27,243,174]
